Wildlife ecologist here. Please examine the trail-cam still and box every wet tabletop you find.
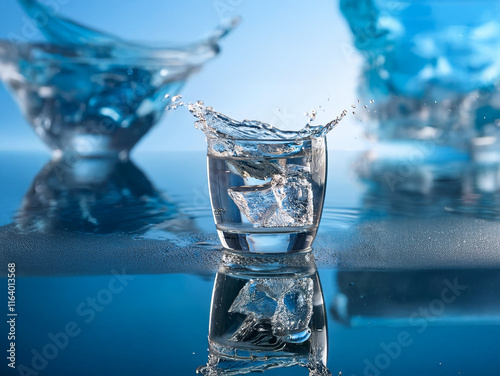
[1,149,500,376]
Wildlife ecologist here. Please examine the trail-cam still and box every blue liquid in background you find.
[341,0,500,151]
[341,0,500,96]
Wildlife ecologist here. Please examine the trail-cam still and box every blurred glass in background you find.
[341,0,500,159]
[0,0,234,158]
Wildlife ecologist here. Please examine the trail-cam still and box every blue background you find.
[0,0,364,153]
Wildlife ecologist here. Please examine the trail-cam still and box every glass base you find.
[197,355,308,376]
[216,227,317,254]
[197,340,330,376]
[197,341,309,376]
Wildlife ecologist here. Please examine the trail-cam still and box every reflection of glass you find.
[198,250,331,375]
[340,0,500,155]
[331,269,500,327]
[355,151,500,221]
[15,156,192,234]
[207,137,327,253]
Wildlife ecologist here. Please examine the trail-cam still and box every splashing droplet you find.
[308,109,317,122]
[167,100,347,141]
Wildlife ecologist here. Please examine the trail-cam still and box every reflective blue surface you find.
[1,150,499,375]
[6,269,500,375]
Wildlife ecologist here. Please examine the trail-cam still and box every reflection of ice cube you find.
[227,164,313,227]
[228,279,279,319]
[228,278,314,343]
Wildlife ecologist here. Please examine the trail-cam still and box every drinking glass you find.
[207,136,327,253]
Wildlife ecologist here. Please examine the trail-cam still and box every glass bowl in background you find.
[0,38,225,158]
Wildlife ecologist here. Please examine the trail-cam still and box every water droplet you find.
[369,99,375,103]
[351,104,356,109]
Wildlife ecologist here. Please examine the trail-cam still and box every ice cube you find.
[227,164,313,227]
[274,165,314,227]
[228,279,279,319]
[228,159,283,180]
[272,278,314,339]
[228,182,284,226]
[228,278,314,344]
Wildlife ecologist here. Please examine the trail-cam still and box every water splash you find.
[168,97,348,141]
[18,0,239,50]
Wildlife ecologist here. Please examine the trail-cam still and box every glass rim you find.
[0,39,219,66]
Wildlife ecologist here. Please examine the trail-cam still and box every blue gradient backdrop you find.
[0,0,364,153]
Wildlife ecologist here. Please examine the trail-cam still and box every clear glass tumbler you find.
[207,136,327,253]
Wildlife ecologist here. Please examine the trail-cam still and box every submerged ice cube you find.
[227,164,314,227]
[228,159,283,180]
[228,277,314,343]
